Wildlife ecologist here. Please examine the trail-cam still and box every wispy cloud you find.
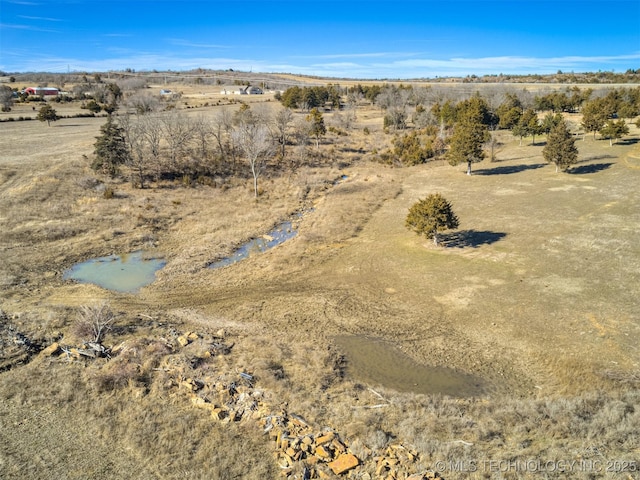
[0,52,265,74]
[168,38,231,49]
[383,53,640,76]
[3,51,639,78]
[293,52,412,60]
[0,23,59,33]
[311,62,363,69]
[103,33,134,38]
[18,15,63,22]
[271,52,640,78]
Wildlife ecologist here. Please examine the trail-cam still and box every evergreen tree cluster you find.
[277,85,341,110]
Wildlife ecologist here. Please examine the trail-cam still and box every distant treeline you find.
[3,68,640,88]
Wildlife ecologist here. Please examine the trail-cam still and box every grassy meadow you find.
[0,81,639,479]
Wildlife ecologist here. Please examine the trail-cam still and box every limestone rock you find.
[314,445,331,459]
[41,342,60,356]
[328,453,359,475]
[285,447,297,458]
[331,438,346,453]
[316,432,335,445]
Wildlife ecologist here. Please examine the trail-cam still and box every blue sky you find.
[1,0,639,78]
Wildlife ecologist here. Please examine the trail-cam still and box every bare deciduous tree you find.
[125,91,160,115]
[117,77,148,93]
[192,115,214,162]
[0,86,14,112]
[211,107,234,163]
[139,114,163,179]
[333,109,357,130]
[346,90,364,111]
[118,114,148,187]
[272,107,294,160]
[291,116,313,168]
[249,102,272,126]
[376,86,414,131]
[232,122,275,197]
[73,302,115,344]
[161,111,193,172]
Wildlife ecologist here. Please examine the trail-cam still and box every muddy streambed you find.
[334,335,485,397]
[208,218,299,269]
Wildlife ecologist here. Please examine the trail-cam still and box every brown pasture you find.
[1,89,639,478]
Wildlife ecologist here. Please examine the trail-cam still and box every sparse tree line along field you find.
[2,76,639,194]
[3,66,640,88]
[96,83,640,190]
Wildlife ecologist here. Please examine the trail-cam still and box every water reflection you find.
[63,251,166,293]
[208,220,298,269]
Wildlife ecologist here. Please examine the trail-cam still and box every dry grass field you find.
[1,85,639,479]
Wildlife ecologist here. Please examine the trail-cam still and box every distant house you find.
[234,85,263,95]
[160,89,173,96]
[245,85,263,95]
[24,87,59,96]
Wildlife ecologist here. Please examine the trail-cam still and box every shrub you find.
[72,302,115,344]
[406,193,459,246]
[393,131,434,166]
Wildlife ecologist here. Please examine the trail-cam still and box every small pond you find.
[334,335,485,397]
[63,251,166,293]
[208,219,298,269]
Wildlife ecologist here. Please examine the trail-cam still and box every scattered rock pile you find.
[36,325,445,479]
[167,330,443,479]
[38,337,110,361]
[184,371,267,424]
[262,412,360,478]
[261,410,443,479]
[0,310,43,371]
[373,444,440,480]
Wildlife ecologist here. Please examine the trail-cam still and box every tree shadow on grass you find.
[617,138,639,146]
[579,154,616,162]
[473,163,545,175]
[441,230,507,248]
[568,163,614,174]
